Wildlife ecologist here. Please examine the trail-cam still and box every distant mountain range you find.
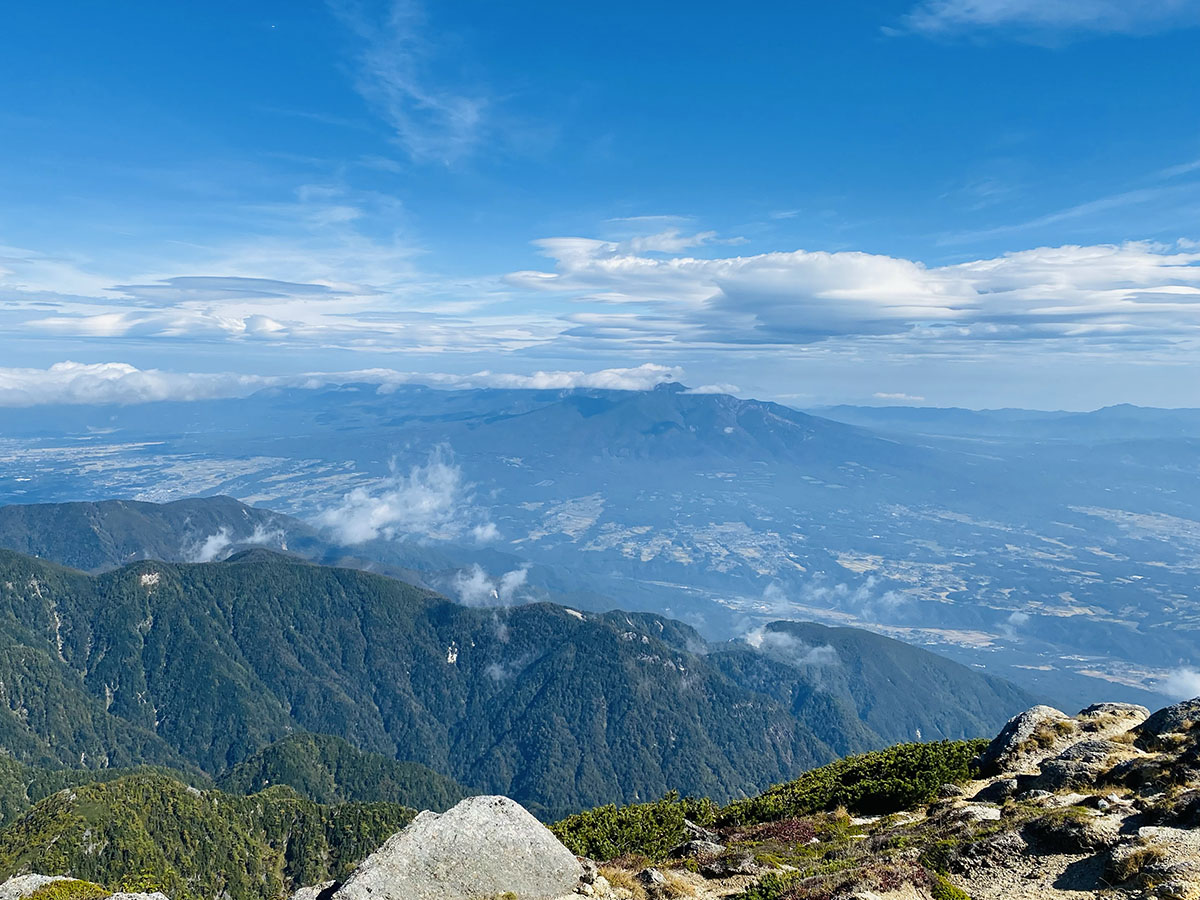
[1,383,1194,707]
[0,522,1032,817]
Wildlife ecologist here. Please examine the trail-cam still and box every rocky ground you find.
[2,698,1197,900]
[572,698,1200,900]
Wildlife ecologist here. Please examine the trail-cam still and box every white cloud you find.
[183,521,288,563]
[387,363,682,392]
[0,361,683,407]
[510,238,1200,349]
[470,522,500,543]
[451,564,530,606]
[873,392,927,402]
[187,528,235,563]
[0,362,279,407]
[744,626,840,666]
[758,577,910,622]
[1159,666,1200,699]
[317,446,484,544]
[331,0,488,164]
[684,383,741,395]
[898,0,1200,38]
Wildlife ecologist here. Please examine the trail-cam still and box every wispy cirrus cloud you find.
[331,0,489,164]
[896,0,1200,39]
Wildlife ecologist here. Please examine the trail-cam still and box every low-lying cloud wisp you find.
[317,447,496,545]
[451,564,530,607]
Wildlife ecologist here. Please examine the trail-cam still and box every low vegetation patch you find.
[26,881,110,900]
[551,792,717,861]
[718,739,987,825]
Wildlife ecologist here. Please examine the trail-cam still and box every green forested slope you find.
[0,497,304,573]
[0,547,1033,818]
[0,775,412,900]
[708,620,1033,747]
[217,733,468,811]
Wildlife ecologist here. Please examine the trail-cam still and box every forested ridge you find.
[0,547,1032,818]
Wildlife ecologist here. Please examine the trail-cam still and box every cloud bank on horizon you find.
[0,361,685,407]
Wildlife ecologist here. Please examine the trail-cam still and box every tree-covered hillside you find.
[0,497,304,573]
[0,548,1033,818]
[0,774,412,900]
[708,620,1033,748]
[217,733,468,811]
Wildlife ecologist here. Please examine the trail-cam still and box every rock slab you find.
[332,795,583,900]
[976,705,1073,775]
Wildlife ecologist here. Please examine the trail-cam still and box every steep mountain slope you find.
[0,548,1033,817]
[218,733,468,811]
[0,496,303,572]
[0,496,531,601]
[710,621,1033,747]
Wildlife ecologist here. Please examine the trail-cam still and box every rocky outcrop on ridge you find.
[330,795,583,900]
[565,697,1200,900]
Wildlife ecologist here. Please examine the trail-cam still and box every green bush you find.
[719,739,987,825]
[550,792,717,861]
[26,881,111,900]
[930,872,972,900]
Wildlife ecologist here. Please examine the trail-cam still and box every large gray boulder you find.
[1135,698,1200,750]
[332,795,583,900]
[976,705,1075,775]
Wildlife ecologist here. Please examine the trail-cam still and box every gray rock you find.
[700,851,761,878]
[976,705,1074,775]
[937,783,966,799]
[972,777,1020,804]
[578,858,600,885]
[636,868,667,887]
[1077,702,1150,721]
[956,804,1002,823]
[291,882,337,900]
[1135,699,1200,750]
[1031,739,1124,791]
[668,839,725,859]
[1023,812,1122,853]
[332,795,583,900]
[0,879,164,900]
[682,818,720,843]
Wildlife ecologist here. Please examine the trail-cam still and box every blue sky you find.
[1,0,1199,408]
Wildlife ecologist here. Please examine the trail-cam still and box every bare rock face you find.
[1134,698,1200,751]
[1031,739,1128,792]
[976,705,1075,776]
[331,795,583,900]
[1077,702,1150,721]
